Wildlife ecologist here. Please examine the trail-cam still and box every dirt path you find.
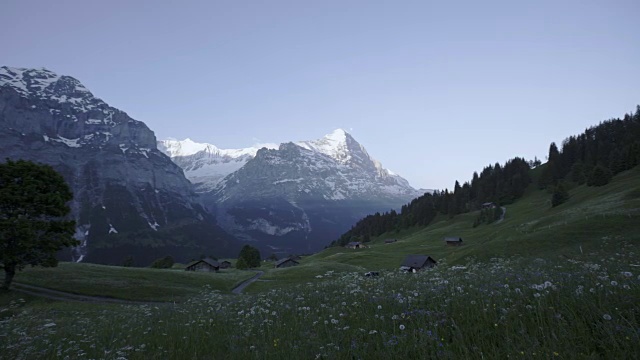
[231,271,264,294]
[496,206,507,223]
[10,283,169,305]
[10,271,266,303]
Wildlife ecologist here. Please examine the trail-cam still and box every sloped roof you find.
[275,258,299,267]
[401,255,436,268]
[186,257,220,268]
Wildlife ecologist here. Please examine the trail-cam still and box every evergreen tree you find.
[551,182,570,207]
[569,162,586,185]
[587,165,613,187]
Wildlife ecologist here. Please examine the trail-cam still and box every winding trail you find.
[496,206,507,223]
[231,271,264,294]
[9,270,266,303]
[10,283,165,305]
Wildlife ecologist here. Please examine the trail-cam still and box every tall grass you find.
[1,242,638,359]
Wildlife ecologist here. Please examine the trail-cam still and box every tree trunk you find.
[2,264,16,290]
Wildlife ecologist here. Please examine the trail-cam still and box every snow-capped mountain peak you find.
[1,66,95,105]
[157,138,279,191]
[295,128,377,167]
[159,138,219,157]
[160,129,418,194]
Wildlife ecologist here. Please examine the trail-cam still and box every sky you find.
[2,0,639,190]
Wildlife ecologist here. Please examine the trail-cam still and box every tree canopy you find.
[0,159,77,290]
[237,245,261,269]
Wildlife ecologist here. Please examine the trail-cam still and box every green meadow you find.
[1,167,639,359]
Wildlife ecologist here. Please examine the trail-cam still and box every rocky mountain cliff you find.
[164,129,423,254]
[0,66,239,265]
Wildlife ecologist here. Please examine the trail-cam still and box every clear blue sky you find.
[2,0,639,190]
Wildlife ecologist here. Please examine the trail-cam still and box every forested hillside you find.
[332,106,640,247]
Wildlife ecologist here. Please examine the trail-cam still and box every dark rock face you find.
[0,67,239,265]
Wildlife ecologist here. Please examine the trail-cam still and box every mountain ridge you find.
[0,66,240,264]
[159,128,419,195]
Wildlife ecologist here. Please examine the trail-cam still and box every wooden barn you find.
[219,260,232,269]
[185,258,220,272]
[384,239,398,244]
[400,255,437,272]
[346,241,365,249]
[275,258,299,268]
[481,202,496,209]
[444,237,464,246]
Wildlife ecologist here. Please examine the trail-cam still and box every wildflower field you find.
[2,244,638,359]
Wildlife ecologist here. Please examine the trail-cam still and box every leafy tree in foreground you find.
[235,256,249,270]
[238,245,261,268]
[150,255,174,269]
[0,159,77,290]
[122,255,134,267]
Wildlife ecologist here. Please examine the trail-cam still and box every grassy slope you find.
[246,166,640,291]
[8,167,640,299]
[12,263,257,302]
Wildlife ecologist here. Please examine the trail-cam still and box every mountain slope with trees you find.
[333,106,640,247]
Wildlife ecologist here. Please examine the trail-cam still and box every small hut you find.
[346,241,364,249]
[275,258,299,268]
[219,260,232,269]
[384,239,397,244]
[481,202,496,209]
[185,258,220,272]
[444,237,464,246]
[400,255,437,272]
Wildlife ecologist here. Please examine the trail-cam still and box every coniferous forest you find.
[332,106,640,247]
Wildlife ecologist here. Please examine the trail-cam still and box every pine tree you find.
[551,183,570,207]
[587,165,612,187]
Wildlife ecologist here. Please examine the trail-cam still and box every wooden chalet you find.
[275,257,299,268]
[481,202,496,209]
[185,258,220,272]
[444,236,464,246]
[345,241,365,249]
[219,260,232,269]
[400,255,437,272]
